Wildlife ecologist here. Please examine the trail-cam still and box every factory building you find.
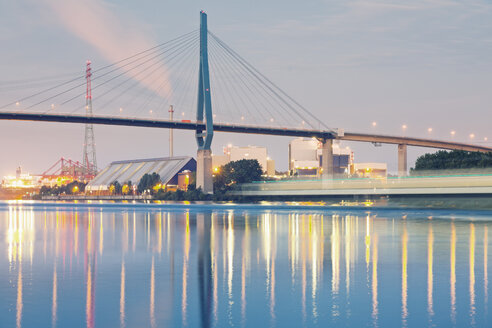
[86,156,196,192]
[353,163,387,178]
[288,138,353,176]
[212,144,275,176]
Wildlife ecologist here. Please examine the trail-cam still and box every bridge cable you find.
[55,32,199,111]
[91,36,198,116]
[208,38,264,125]
[164,43,200,119]
[209,31,334,132]
[65,34,199,115]
[208,36,279,125]
[210,35,303,128]
[0,30,197,110]
[210,32,316,129]
[208,35,275,125]
[112,36,199,117]
[129,40,200,118]
[32,32,199,112]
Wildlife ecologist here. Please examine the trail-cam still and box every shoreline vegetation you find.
[153,158,263,201]
[33,159,263,202]
[29,151,492,202]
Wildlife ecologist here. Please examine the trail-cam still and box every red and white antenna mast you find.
[82,60,97,178]
[86,60,92,100]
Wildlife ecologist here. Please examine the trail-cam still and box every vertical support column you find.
[322,139,334,179]
[169,105,174,157]
[398,144,407,177]
[196,149,213,194]
[196,11,214,194]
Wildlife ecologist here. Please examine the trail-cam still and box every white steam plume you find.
[41,0,172,99]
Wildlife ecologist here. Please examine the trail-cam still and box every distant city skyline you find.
[1,0,491,177]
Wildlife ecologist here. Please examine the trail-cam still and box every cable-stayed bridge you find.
[1,11,491,193]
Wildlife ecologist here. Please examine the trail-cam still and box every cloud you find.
[40,0,172,99]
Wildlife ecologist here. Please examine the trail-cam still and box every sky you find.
[1,0,492,177]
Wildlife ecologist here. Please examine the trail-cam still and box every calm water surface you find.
[0,201,491,327]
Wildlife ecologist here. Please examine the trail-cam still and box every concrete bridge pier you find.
[398,144,407,177]
[196,149,213,194]
[322,139,334,179]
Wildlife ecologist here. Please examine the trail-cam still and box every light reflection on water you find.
[0,203,491,327]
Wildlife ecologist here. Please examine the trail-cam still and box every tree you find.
[122,181,132,195]
[37,180,86,196]
[412,150,492,171]
[138,173,161,194]
[110,181,122,195]
[214,159,263,190]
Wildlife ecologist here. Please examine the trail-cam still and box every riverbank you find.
[41,195,152,201]
[4,196,492,213]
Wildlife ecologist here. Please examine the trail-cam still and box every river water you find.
[0,201,490,327]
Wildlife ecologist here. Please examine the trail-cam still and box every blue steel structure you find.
[196,11,214,151]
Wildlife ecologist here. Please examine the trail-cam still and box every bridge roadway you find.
[1,111,492,153]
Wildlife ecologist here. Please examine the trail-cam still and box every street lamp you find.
[372,121,377,127]
[401,124,407,136]
[469,133,475,140]
[427,127,433,134]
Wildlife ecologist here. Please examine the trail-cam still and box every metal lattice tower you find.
[83,60,97,177]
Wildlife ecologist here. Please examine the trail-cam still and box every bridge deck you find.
[1,111,491,152]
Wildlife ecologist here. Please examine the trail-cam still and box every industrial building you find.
[1,167,41,189]
[1,160,88,189]
[353,163,388,178]
[86,157,196,192]
[212,144,275,176]
[288,138,352,176]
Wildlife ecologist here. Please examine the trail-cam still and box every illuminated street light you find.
[484,137,488,142]
[469,133,475,140]
[427,127,433,133]
[372,121,377,127]
[450,130,456,137]
[401,124,407,136]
